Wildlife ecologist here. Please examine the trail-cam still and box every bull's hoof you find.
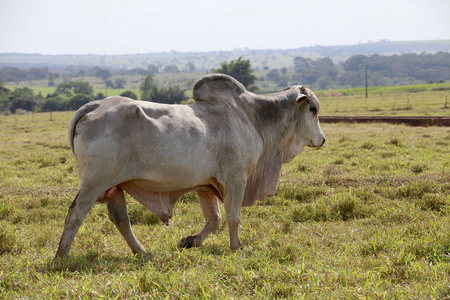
[177,235,197,248]
[230,242,243,251]
[132,251,153,262]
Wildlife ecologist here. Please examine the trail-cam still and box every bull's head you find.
[296,86,325,147]
[283,86,325,163]
[296,85,325,147]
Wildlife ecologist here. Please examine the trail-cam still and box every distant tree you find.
[139,74,186,104]
[314,57,334,71]
[9,87,37,113]
[167,86,187,103]
[115,78,127,89]
[337,71,362,88]
[148,64,159,75]
[91,67,111,80]
[10,98,36,113]
[95,92,105,100]
[185,62,196,72]
[140,74,156,101]
[55,81,94,97]
[78,69,86,79]
[0,81,11,112]
[343,55,369,72]
[0,81,9,95]
[276,77,289,88]
[266,69,280,81]
[41,97,65,112]
[0,67,27,83]
[105,80,115,88]
[317,76,333,90]
[212,57,258,91]
[48,73,55,87]
[120,90,138,100]
[124,68,148,76]
[28,67,49,80]
[149,86,187,104]
[68,94,93,110]
[293,57,313,72]
[164,65,179,73]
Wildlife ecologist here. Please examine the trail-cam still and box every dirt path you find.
[319,116,450,127]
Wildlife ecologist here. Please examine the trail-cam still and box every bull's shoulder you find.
[193,74,247,103]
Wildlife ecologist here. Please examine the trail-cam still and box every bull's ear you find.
[296,94,308,104]
[296,85,308,104]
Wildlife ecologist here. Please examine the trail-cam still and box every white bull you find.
[55,74,325,259]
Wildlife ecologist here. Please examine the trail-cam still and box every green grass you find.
[324,82,450,96]
[1,110,450,298]
[6,85,141,100]
[317,84,450,116]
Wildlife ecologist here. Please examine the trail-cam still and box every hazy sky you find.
[1,0,449,55]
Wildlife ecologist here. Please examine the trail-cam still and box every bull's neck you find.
[248,90,298,144]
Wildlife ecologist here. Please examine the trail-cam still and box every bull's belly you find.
[119,178,217,196]
[119,170,212,193]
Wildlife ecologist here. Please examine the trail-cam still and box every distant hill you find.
[0,40,449,71]
[294,40,450,56]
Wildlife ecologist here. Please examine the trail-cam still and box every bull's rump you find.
[72,97,216,190]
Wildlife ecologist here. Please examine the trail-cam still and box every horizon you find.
[1,39,449,57]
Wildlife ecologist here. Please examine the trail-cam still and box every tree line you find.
[275,52,449,90]
[0,57,258,114]
[2,52,449,90]
[0,81,100,114]
[0,75,189,114]
[0,64,185,88]
[1,52,449,114]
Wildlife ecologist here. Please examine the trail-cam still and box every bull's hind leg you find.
[106,187,146,255]
[55,186,102,259]
[178,190,221,248]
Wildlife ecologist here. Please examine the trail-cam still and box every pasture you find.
[1,108,450,298]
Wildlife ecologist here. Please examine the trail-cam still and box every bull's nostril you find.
[322,138,326,145]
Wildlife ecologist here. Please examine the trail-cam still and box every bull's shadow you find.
[198,244,229,256]
[42,251,154,274]
[44,245,228,273]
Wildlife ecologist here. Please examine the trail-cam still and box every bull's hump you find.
[193,74,247,103]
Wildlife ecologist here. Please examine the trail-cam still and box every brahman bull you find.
[55,73,325,259]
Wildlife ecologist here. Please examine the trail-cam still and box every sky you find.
[1,0,449,55]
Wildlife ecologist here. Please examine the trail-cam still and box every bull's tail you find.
[68,101,101,154]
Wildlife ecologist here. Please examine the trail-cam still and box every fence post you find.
[365,65,368,99]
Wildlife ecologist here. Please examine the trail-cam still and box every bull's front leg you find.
[223,175,246,250]
[178,189,221,248]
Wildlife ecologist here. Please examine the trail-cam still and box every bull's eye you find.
[310,107,317,115]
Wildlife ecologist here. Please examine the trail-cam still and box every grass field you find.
[317,83,450,117]
[1,107,450,297]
